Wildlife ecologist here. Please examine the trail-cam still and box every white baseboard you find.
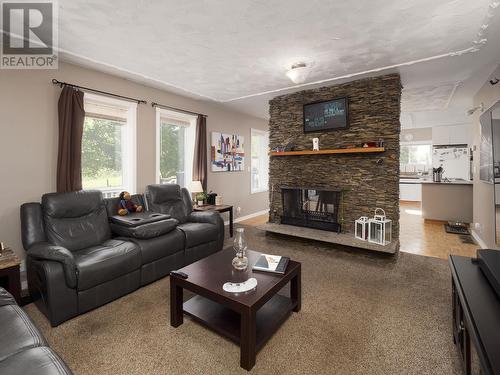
[224,209,269,226]
[471,229,488,249]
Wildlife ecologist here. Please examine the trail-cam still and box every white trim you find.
[224,209,269,226]
[155,107,197,188]
[251,188,268,194]
[471,229,488,249]
[127,102,138,193]
[250,128,269,194]
[83,93,137,193]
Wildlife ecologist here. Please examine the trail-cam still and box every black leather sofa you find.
[0,287,72,374]
[21,184,224,326]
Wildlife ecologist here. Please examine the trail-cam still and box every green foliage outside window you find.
[160,123,185,184]
[82,117,123,189]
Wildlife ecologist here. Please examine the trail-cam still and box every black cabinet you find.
[450,256,500,375]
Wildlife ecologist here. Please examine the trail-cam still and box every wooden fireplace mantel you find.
[269,147,385,156]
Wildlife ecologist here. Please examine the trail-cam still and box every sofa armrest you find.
[188,211,225,251]
[27,243,77,289]
[188,211,222,226]
[0,287,17,307]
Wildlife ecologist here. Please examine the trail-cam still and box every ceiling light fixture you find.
[286,62,312,84]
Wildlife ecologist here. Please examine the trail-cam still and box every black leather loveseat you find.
[21,184,224,326]
[0,287,72,374]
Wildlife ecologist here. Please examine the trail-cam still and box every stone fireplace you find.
[267,74,401,247]
[281,187,342,232]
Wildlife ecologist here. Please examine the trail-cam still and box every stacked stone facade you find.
[268,74,401,239]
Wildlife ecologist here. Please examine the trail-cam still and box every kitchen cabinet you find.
[432,124,471,146]
[433,126,451,145]
[399,183,422,201]
[421,182,473,222]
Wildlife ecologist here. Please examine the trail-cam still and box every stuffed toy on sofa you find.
[117,191,143,216]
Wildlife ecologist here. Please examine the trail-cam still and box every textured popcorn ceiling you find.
[57,0,500,122]
[401,83,460,112]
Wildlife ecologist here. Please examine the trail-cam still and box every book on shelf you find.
[252,254,290,274]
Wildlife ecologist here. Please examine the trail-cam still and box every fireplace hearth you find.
[281,187,342,232]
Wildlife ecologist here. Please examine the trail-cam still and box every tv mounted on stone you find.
[303,97,348,133]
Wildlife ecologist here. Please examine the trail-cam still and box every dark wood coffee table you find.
[170,248,301,371]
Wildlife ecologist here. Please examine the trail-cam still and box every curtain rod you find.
[51,79,147,104]
[151,102,207,118]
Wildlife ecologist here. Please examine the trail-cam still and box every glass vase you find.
[232,228,248,271]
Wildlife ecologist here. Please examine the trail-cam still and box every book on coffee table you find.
[252,254,290,274]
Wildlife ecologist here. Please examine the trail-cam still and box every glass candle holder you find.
[232,228,248,271]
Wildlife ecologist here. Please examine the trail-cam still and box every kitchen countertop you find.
[400,178,473,185]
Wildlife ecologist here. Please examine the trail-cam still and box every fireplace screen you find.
[281,187,341,232]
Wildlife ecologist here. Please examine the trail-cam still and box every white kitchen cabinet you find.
[449,125,471,145]
[432,125,472,146]
[399,183,422,201]
[432,126,450,145]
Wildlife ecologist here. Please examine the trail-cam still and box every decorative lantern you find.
[368,208,392,246]
[355,216,369,241]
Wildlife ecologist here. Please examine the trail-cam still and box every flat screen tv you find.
[303,97,348,133]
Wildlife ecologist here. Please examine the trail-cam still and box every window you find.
[156,108,197,188]
[400,143,432,173]
[82,94,137,197]
[251,128,269,193]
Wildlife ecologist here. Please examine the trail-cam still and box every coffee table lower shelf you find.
[183,293,296,352]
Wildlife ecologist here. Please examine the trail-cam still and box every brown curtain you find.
[56,86,85,192]
[193,115,207,191]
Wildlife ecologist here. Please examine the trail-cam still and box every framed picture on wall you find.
[211,132,245,172]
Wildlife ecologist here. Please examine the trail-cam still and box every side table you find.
[193,204,233,237]
[0,248,22,304]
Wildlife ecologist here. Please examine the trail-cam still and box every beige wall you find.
[472,64,500,248]
[0,62,268,261]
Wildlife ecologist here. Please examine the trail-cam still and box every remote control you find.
[170,271,188,279]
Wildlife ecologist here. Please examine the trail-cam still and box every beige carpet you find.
[24,226,462,374]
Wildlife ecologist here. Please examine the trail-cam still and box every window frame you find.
[250,128,270,194]
[155,107,197,188]
[400,141,432,172]
[82,93,137,196]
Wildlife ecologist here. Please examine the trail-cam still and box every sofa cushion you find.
[74,239,141,291]
[0,304,47,361]
[132,228,185,264]
[177,222,219,248]
[146,184,190,223]
[110,218,178,239]
[0,347,72,375]
[42,191,110,251]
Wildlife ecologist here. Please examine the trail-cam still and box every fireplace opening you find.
[281,187,341,232]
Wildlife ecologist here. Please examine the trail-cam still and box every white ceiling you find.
[58,0,500,126]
